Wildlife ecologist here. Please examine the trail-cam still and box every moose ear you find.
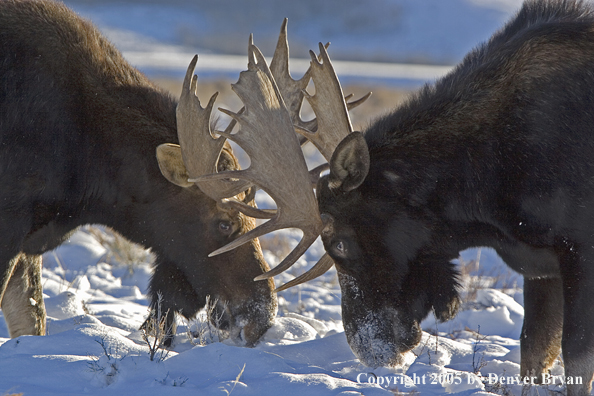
[328,132,370,192]
[156,143,193,187]
[217,142,240,172]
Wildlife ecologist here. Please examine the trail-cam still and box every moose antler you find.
[189,22,370,290]
[269,19,311,133]
[265,25,371,290]
[296,43,371,161]
[176,55,250,201]
[274,252,335,292]
[191,38,324,280]
[270,19,370,156]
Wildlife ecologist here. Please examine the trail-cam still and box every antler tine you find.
[269,18,312,130]
[192,40,324,279]
[347,91,372,112]
[176,55,250,201]
[273,253,334,292]
[297,43,371,161]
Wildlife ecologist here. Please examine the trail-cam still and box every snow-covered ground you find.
[0,1,577,395]
[0,222,566,396]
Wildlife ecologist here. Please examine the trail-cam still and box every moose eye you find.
[332,240,348,258]
[218,221,233,235]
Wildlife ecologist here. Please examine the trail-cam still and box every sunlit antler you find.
[176,55,250,201]
[268,18,371,163]
[296,43,372,161]
[188,22,371,290]
[268,36,370,290]
[269,19,311,135]
[274,253,334,292]
[191,38,324,280]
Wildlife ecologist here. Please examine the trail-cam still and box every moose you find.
[313,1,594,394]
[186,1,594,395]
[0,0,277,347]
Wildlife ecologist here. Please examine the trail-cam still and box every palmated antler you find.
[190,22,370,291]
[191,38,324,280]
[269,19,370,155]
[265,25,371,290]
[296,43,371,161]
[176,55,250,201]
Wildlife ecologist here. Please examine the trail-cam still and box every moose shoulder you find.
[315,0,594,395]
[0,0,276,347]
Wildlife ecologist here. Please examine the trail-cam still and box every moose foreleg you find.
[520,277,563,380]
[1,253,46,337]
[561,250,594,396]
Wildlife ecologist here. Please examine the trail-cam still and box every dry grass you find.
[141,292,171,362]
[458,249,521,303]
[185,296,227,346]
[85,225,154,274]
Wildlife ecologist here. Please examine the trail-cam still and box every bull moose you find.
[188,1,594,395]
[0,0,277,347]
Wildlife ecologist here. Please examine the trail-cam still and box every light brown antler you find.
[296,43,371,161]
[269,19,370,154]
[176,55,250,201]
[274,253,334,292]
[267,32,370,290]
[269,19,311,132]
[191,38,324,280]
[190,23,370,290]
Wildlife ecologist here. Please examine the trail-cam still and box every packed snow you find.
[0,1,576,395]
[0,223,567,396]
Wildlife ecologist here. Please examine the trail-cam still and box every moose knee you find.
[1,254,46,337]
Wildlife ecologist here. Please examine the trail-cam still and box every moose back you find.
[0,0,277,347]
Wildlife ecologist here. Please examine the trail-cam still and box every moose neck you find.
[61,76,180,246]
[361,80,517,256]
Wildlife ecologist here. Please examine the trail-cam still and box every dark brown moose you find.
[193,1,594,395]
[0,0,277,348]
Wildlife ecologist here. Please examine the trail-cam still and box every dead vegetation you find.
[458,248,521,303]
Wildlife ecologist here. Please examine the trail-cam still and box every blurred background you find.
[60,0,522,84]
[56,0,525,130]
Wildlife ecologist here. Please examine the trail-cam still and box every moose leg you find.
[520,277,563,380]
[560,252,594,396]
[1,253,46,337]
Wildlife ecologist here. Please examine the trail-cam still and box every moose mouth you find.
[344,307,422,368]
[206,296,276,347]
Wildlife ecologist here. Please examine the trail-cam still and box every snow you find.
[0,1,574,395]
[0,227,565,396]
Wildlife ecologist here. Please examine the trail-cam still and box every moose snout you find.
[210,292,277,347]
[344,307,422,368]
